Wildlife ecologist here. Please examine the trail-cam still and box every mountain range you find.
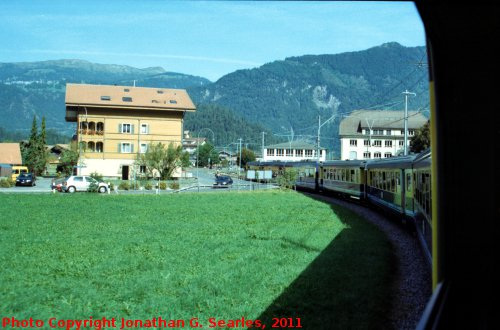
[0,42,429,154]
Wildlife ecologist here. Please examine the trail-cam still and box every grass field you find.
[0,191,394,329]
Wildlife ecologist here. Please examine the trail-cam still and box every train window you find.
[346,169,351,182]
[351,169,356,182]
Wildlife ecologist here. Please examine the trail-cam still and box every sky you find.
[0,1,426,82]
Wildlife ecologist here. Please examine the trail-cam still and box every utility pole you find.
[238,138,242,191]
[317,114,336,164]
[403,90,416,155]
[365,119,374,159]
[261,132,265,160]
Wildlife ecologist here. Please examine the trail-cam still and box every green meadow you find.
[0,191,394,329]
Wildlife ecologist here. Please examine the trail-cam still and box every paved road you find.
[0,169,277,194]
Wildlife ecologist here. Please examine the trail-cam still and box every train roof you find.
[247,160,317,168]
[365,154,416,169]
[412,148,431,168]
[322,160,367,168]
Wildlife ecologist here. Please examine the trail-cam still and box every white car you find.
[62,176,109,193]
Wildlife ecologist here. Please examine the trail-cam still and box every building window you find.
[363,152,371,159]
[267,149,274,156]
[400,130,405,135]
[385,140,393,147]
[374,129,383,135]
[409,130,415,136]
[386,129,391,136]
[120,123,133,134]
[364,129,370,135]
[140,143,148,153]
[96,142,103,153]
[122,96,133,102]
[374,152,381,158]
[101,96,111,101]
[373,140,382,147]
[350,139,357,146]
[286,149,293,157]
[305,150,313,157]
[140,165,147,173]
[276,149,284,156]
[399,140,404,147]
[384,153,392,158]
[120,143,132,153]
[296,149,303,157]
[364,140,370,146]
[96,122,104,135]
[140,123,149,134]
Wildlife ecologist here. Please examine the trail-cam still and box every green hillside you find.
[0,43,429,152]
[188,42,429,153]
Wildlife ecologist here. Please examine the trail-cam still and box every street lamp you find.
[196,128,215,191]
[78,106,88,175]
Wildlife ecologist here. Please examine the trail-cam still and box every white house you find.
[339,110,428,160]
[263,141,326,162]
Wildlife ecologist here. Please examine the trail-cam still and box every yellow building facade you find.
[65,84,196,179]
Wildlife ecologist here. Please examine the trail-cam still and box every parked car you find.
[51,178,66,192]
[15,173,36,186]
[62,175,109,193]
[11,166,28,181]
[213,175,233,188]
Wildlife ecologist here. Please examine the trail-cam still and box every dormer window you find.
[157,90,164,94]
[169,100,178,104]
[122,97,132,102]
[101,96,111,101]
[124,88,130,92]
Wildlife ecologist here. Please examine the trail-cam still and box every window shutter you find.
[118,123,122,133]
[131,124,135,134]
[131,144,134,153]
[118,143,121,153]
[146,124,149,134]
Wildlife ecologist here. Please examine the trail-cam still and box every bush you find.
[88,181,98,193]
[0,178,13,188]
[159,182,167,190]
[89,171,103,181]
[144,182,153,190]
[118,181,130,190]
[169,181,180,190]
[277,168,298,190]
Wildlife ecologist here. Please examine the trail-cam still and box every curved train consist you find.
[247,148,432,264]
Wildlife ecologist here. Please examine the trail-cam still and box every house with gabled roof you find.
[65,83,196,179]
[339,110,428,160]
[0,143,22,165]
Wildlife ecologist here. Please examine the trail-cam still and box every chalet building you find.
[339,110,428,160]
[65,84,196,179]
[263,141,326,162]
[0,143,22,165]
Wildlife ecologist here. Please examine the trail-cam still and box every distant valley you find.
[0,42,429,154]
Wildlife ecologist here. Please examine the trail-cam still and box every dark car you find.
[16,173,36,186]
[213,175,233,188]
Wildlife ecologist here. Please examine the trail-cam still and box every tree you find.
[236,148,256,167]
[196,143,219,167]
[58,141,79,176]
[22,116,48,175]
[180,151,191,169]
[410,120,431,153]
[136,142,183,180]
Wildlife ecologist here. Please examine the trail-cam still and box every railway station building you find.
[263,141,326,162]
[65,83,196,179]
[339,110,428,160]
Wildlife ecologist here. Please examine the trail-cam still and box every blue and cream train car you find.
[319,160,366,199]
[412,149,432,259]
[365,155,416,219]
